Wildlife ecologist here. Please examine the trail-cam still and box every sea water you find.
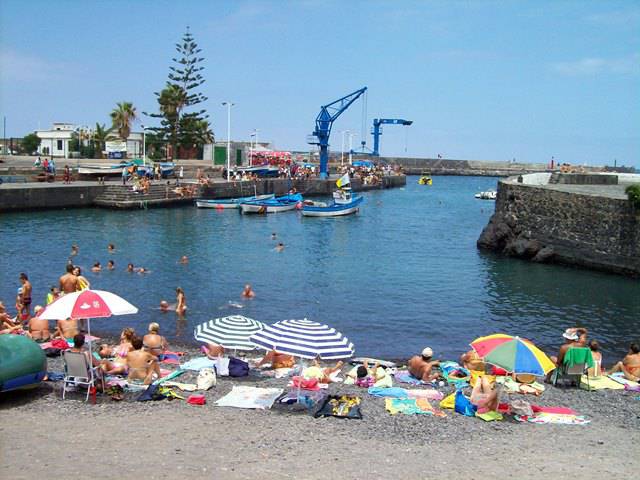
[1,176,638,362]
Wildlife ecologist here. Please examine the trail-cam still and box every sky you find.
[1,0,639,166]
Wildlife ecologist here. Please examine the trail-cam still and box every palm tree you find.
[92,123,111,159]
[110,102,137,140]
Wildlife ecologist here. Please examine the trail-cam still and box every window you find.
[57,140,63,150]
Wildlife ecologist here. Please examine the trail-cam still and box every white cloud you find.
[552,53,640,76]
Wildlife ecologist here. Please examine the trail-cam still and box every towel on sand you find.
[181,357,216,371]
[608,372,640,388]
[215,386,283,410]
[515,412,590,425]
[580,375,625,390]
[393,370,428,385]
[385,398,446,417]
[368,387,444,401]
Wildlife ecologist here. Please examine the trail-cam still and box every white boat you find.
[302,189,364,217]
[196,194,274,209]
[239,193,303,214]
[475,190,497,200]
[77,164,125,175]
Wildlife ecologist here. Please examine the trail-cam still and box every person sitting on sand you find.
[460,349,486,372]
[346,360,385,387]
[69,333,102,369]
[588,339,603,377]
[99,327,135,359]
[53,318,79,341]
[408,347,442,382]
[175,287,187,315]
[91,262,101,272]
[549,328,582,366]
[143,322,168,359]
[102,336,161,384]
[0,301,18,327]
[27,306,50,342]
[470,376,500,414]
[202,343,225,359]
[608,343,640,382]
[241,284,255,298]
[257,350,295,369]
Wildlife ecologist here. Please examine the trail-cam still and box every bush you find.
[626,184,640,209]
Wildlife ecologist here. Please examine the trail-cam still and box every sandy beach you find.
[1,343,639,480]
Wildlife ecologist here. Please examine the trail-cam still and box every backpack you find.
[228,357,249,377]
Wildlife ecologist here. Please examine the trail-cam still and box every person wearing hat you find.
[408,347,442,382]
[548,328,585,371]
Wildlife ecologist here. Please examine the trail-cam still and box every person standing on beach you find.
[18,273,32,319]
[59,264,79,294]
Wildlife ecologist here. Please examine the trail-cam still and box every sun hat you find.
[562,329,579,341]
[422,347,433,358]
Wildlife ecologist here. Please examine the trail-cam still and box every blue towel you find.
[181,357,216,371]
[393,370,428,385]
[368,387,409,398]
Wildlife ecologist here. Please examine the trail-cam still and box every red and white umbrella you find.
[38,290,138,345]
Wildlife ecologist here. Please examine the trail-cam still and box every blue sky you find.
[1,0,638,166]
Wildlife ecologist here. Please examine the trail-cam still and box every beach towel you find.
[393,370,428,385]
[385,398,446,417]
[153,369,185,385]
[499,376,545,395]
[290,376,322,391]
[475,410,503,422]
[608,372,640,388]
[314,395,362,419]
[407,389,444,401]
[215,386,283,410]
[624,384,640,393]
[515,412,590,425]
[181,357,216,371]
[368,387,409,398]
[440,361,470,386]
[531,405,576,415]
[161,381,198,392]
[440,393,456,409]
[580,375,625,391]
[160,351,183,365]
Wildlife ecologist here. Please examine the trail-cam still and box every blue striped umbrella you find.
[249,318,354,359]
[194,315,265,351]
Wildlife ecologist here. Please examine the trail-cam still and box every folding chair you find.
[552,347,593,390]
[62,350,103,401]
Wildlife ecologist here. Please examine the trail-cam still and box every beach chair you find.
[62,350,103,401]
[553,347,593,390]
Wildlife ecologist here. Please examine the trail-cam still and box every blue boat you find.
[240,193,303,214]
[195,193,274,209]
[302,190,364,217]
[136,162,175,178]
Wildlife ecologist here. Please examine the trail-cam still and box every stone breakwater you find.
[477,173,640,277]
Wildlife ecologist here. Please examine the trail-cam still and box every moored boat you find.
[235,164,280,178]
[475,190,497,200]
[196,194,274,209]
[0,335,47,393]
[418,175,432,185]
[77,163,126,175]
[302,193,364,217]
[239,193,303,214]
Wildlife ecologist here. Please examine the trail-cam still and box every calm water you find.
[1,176,638,363]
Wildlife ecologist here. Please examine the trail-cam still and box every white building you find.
[36,123,74,158]
[35,123,143,159]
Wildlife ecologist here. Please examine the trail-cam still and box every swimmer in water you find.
[179,255,189,264]
[271,232,277,240]
[107,260,115,270]
[159,300,170,312]
[275,243,284,252]
[91,262,101,272]
[70,244,79,256]
[175,287,187,315]
[108,243,115,253]
[127,263,135,273]
[241,284,256,299]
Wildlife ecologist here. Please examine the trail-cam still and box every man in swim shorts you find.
[408,347,442,382]
[54,318,79,340]
[59,264,79,294]
[19,273,32,319]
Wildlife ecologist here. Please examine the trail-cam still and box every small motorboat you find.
[196,194,274,209]
[418,175,432,185]
[302,189,364,217]
[475,190,497,200]
[240,193,303,214]
[0,335,47,392]
[136,162,176,179]
[235,164,281,178]
[77,163,127,175]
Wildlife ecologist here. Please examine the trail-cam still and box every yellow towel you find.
[580,375,625,390]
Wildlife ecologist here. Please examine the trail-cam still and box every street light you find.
[140,124,148,166]
[348,132,358,165]
[222,101,235,179]
[340,130,350,166]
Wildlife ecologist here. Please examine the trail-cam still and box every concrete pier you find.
[0,175,406,212]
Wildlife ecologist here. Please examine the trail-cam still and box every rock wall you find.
[477,179,640,276]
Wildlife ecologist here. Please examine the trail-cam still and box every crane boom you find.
[371,118,413,156]
[308,86,367,178]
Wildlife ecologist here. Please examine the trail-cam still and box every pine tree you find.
[145,27,212,159]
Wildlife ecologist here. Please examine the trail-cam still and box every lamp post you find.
[348,132,357,165]
[340,130,349,166]
[140,124,148,166]
[222,101,235,179]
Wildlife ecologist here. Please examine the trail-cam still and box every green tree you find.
[110,102,137,140]
[626,184,640,210]
[22,133,40,154]
[92,123,111,159]
[145,27,212,158]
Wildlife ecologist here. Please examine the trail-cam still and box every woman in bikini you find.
[142,322,168,359]
[99,327,135,359]
[175,287,187,315]
[608,343,640,381]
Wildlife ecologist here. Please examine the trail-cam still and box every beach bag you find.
[228,357,249,377]
[196,368,216,390]
[187,394,206,405]
[454,389,477,417]
[510,399,533,417]
[314,395,362,419]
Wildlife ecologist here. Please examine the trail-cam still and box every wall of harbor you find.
[0,184,102,212]
[477,175,640,276]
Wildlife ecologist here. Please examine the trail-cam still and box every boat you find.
[302,189,364,217]
[77,163,126,175]
[418,175,433,185]
[0,335,47,392]
[235,164,281,178]
[475,190,497,200]
[136,162,176,178]
[195,194,274,209]
[239,193,303,214]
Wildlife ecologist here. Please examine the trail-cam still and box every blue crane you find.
[308,86,368,178]
[371,118,413,157]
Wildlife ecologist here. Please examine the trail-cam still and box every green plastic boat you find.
[0,335,47,392]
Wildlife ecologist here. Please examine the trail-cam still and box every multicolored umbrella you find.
[470,333,555,376]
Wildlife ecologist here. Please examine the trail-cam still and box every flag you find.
[336,173,350,188]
